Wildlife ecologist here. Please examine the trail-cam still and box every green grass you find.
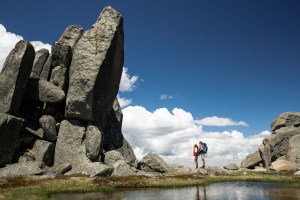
[0,171,299,200]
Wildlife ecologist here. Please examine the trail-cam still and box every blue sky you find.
[0,0,299,166]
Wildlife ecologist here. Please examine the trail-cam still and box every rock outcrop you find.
[66,6,124,125]
[0,6,137,178]
[0,40,35,115]
[241,112,300,172]
[138,154,171,173]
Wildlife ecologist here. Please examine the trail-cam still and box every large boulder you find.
[271,112,300,131]
[54,120,90,169]
[270,127,300,160]
[138,154,170,173]
[0,161,44,178]
[116,138,137,164]
[224,163,239,170]
[26,79,65,103]
[67,162,113,178]
[30,48,49,79]
[112,160,137,176]
[270,159,300,172]
[39,115,57,142]
[169,164,191,174]
[104,150,124,166]
[0,113,23,166]
[0,40,35,115]
[51,42,72,68]
[85,124,102,160]
[258,135,274,168]
[57,25,84,51]
[66,6,124,124]
[39,54,52,80]
[240,150,262,169]
[286,134,300,163]
[32,139,55,166]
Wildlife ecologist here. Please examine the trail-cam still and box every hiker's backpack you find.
[202,143,208,154]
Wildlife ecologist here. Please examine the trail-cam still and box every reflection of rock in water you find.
[266,188,300,200]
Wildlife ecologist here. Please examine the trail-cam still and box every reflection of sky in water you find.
[52,182,300,200]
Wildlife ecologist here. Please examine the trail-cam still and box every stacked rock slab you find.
[0,40,35,166]
[0,6,137,177]
[65,6,124,124]
[55,6,124,173]
[241,112,300,171]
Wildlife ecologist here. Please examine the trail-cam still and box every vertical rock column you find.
[55,6,124,172]
[65,6,124,124]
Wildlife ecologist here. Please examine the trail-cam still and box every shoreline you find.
[1,171,299,200]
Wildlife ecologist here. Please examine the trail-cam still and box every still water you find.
[52,182,300,200]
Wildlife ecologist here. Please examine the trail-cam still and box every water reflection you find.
[52,182,300,200]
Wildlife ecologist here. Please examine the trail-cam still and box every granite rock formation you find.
[241,112,300,172]
[0,6,136,177]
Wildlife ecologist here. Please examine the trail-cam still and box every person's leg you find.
[200,154,205,168]
[194,156,198,168]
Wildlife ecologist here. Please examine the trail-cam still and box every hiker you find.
[193,144,199,168]
[199,141,206,168]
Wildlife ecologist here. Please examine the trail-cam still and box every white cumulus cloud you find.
[160,94,174,100]
[0,24,51,71]
[122,106,270,168]
[195,116,248,127]
[119,67,138,92]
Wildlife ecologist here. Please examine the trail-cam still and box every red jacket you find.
[193,147,198,156]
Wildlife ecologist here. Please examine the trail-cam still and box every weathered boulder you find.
[26,79,65,103]
[191,168,209,175]
[0,40,35,115]
[240,150,262,169]
[32,139,55,166]
[43,65,68,120]
[85,124,102,160]
[30,48,49,78]
[271,112,300,131]
[54,120,90,168]
[66,6,124,124]
[0,113,23,166]
[58,25,84,50]
[112,160,137,176]
[286,134,300,163]
[49,66,68,90]
[0,161,44,178]
[270,127,300,160]
[67,162,113,178]
[116,138,137,164]
[206,165,233,175]
[39,115,57,141]
[104,150,124,166]
[224,163,239,170]
[39,54,52,80]
[104,98,123,151]
[169,164,191,174]
[270,159,300,172]
[258,135,274,168]
[51,42,72,68]
[138,154,170,173]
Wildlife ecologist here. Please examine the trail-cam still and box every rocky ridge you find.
[0,6,137,178]
[241,112,300,173]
